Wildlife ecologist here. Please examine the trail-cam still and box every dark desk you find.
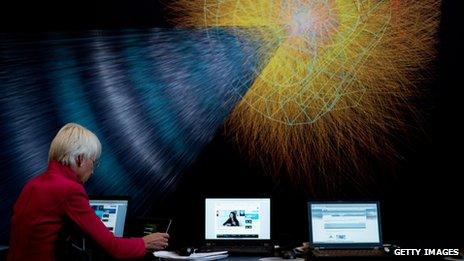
[155,256,304,261]
[211,256,304,261]
[0,245,9,260]
[155,255,406,260]
[153,253,273,260]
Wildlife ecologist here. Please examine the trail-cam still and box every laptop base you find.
[311,248,386,258]
[199,245,274,256]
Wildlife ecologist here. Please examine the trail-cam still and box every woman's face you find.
[230,213,234,218]
[76,157,96,183]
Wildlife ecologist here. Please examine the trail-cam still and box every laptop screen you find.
[205,198,271,240]
[308,202,381,246]
[89,199,128,237]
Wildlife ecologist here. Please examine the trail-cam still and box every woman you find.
[8,123,169,261]
[223,211,240,226]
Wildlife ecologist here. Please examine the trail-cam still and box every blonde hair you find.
[48,123,102,167]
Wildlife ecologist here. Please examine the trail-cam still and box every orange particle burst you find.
[168,0,441,194]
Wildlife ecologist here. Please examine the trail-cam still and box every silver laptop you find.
[202,198,273,255]
[307,202,386,257]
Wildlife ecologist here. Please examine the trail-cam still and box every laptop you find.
[201,198,273,256]
[307,201,386,257]
[89,196,130,237]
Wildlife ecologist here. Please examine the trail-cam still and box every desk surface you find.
[221,256,304,261]
[156,255,280,261]
[161,256,304,261]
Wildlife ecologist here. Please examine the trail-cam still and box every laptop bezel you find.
[88,195,131,237]
[307,201,383,249]
[204,197,272,246]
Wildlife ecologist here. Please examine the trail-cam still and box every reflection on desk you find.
[0,246,9,261]
[155,250,228,260]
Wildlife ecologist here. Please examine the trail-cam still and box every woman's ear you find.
[76,155,84,167]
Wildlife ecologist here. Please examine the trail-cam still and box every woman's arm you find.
[63,184,146,259]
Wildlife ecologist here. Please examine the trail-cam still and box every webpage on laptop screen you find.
[90,200,128,237]
[311,203,380,244]
[205,198,270,240]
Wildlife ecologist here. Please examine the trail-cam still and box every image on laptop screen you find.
[205,198,271,240]
[90,199,128,237]
[308,203,381,245]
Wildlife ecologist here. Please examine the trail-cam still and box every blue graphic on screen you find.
[310,203,380,244]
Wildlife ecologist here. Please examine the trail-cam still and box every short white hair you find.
[48,123,102,167]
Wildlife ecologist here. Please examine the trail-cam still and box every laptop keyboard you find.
[200,245,273,255]
[312,249,385,257]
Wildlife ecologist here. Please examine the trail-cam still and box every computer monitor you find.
[205,198,271,240]
[89,197,129,237]
[308,202,382,247]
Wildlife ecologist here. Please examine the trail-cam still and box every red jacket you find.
[8,161,146,260]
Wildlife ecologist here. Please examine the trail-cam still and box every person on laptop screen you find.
[223,211,240,226]
[8,123,169,261]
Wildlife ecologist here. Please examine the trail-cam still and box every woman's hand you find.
[143,232,169,250]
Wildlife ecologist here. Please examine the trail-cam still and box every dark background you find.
[1,0,461,249]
